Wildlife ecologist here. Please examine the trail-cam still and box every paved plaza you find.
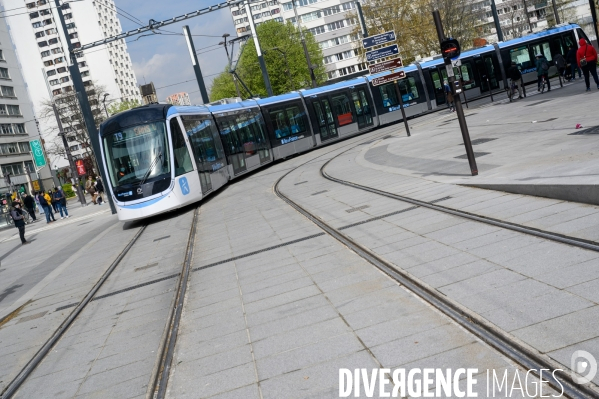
[1,78,598,398]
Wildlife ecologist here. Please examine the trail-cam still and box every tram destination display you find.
[371,71,406,86]
[365,45,399,62]
[362,31,396,48]
[368,58,403,74]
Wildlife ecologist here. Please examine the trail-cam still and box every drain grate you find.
[455,152,490,159]
[569,126,599,135]
[153,235,170,242]
[135,262,158,272]
[311,190,328,196]
[17,311,47,324]
[459,138,497,146]
[430,196,452,204]
[526,99,552,107]
[294,181,308,185]
[346,205,370,213]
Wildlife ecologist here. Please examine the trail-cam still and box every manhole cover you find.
[569,126,599,135]
[454,152,490,159]
[526,99,552,107]
[458,138,496,146]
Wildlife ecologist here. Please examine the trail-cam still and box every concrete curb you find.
[461,183,599,206]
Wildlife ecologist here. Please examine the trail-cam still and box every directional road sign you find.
[371,70,406,86]
[365,44,399,62]
[369,58,403,74]
[29,139,46,168]
[362,31,396,49]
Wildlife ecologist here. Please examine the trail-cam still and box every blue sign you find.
[366,45,399,62]
[362,31,396,49]
[179,177,190,195]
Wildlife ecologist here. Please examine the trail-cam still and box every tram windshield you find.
[103,121,171,188]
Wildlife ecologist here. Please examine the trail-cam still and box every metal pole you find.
[490,0,504,41]
[183,25,209,103]
[588,0,599,44]
[222,35,242,98]
[522,0,532,32]
[356,1,369,37]
[551,0,560,24]
[54,0,116,213]
[245,2,274,96]
[393,81,410,137]
[102,93,109,118]
[291,0,317,88]
[433,10,478,176]
[52,103,87,206]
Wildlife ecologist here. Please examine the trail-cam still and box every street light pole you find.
[183,25,210,104]
[52,103,87,206]
[102,93,109,118]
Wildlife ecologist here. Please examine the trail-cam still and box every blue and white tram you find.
[100,24,591,221]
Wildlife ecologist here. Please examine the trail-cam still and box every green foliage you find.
[210,21,327,101]
[107,99,142,116]
[62,183,76,198]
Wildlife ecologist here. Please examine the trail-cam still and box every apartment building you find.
[2,0,140,166]
[0,14,53,194]
[166,92,191,106]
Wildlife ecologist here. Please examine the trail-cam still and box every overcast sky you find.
[118,0,237,104]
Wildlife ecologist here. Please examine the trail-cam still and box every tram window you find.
[510,46,531,69]
[286,106,306,134]
[379,84,398,108]
[398,77,419,101]
[220,111,268,156]
[577,28,589,42]
[169,118,193,176]
[182,116,224,171]
[563,34,575,49]
[269,105,306,139]
[270,109,290,138]
[531,42,552,61]
[331,94,353,126]
[553,38,565,56]
[460,64,476,89]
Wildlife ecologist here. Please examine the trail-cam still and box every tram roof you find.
[256,92,302,106]
[301,76,368,96]
[207,99,260,113]
[166,105,211,117]
[100,103,172,136]
[497,23,580,48]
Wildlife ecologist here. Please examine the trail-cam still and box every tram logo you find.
[179,177,190,196]
[136,187,143,195]
[571,350,597,384]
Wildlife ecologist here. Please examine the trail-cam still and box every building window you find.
[63,13,72,19]
[43,18,53,25]
[38,41,48,47]
[81,71,90,77]
[60,76,69,83]
[39,8,51,15]
[56,67,66,73]
[29,12,39,19]
[35,31,45,38]
[51,47,62,54]
[32,22,42,28]
[0,124,26,134]
[45,28,56,34]
[44,60,54,66]
[49,79,59,86]
[1,163,25,176]
[48,38,58,44]
[65,22,76,29]
[52,88,62,95]
[54,57,64,64]
[0,86,15,97]
[0,68,9,79]
[69,32,78,39]
[26,2,36,8]
[0,105,22,115]
[41,50,51,57]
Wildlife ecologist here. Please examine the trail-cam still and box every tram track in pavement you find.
[0,206,199,399]
[274,133,599,399]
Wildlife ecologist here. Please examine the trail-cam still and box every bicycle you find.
[539,75,547,93]
[507,79,526,102]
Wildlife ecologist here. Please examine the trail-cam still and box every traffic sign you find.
[371,70,406,86]
[366,44,399,62]
[362,31,396,49]
[369,58,403,74]
[75,159,86,176]
[29,139,47,168]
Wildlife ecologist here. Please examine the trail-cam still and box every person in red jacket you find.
[576,38,599,91]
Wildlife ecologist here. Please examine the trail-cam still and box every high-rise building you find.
[231,0,283,36]
[140,82,157,104]
[0,13,53,195]
[166,92,191,106]
[2,0,141,166]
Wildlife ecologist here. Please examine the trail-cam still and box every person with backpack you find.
[10,201,29,245]
[53,187,69,219]
[566,45,581,81]
[22,193,36,222]
[535,53,551,92]
[576,38,599,91]
[37,190,55,223]
[507,62,523,99]
[95,177,105,205]
[554,53,566,79]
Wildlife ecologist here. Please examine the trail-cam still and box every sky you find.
[116,0,237,104]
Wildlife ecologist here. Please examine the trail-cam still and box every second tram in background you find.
[99,24,589,221]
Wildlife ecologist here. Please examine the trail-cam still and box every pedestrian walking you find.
[443,80,455,112]
[53,187,69,219]
[576,38,599,91]
[95,177,104,205]
[507,62,523,99]
[554,53,566,79]
[10,202,29,245]
[536,54,551,92]
[566,45,581,81]
[38,190,55,223]
[22,193,36,222]
[85,176,97,205]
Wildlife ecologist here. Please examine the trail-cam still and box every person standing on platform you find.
[554,53,566,78]
[38,191,55,223]
[95,177,104,205]
[507,62,523,99]
[536,54,551,92]
[22,193,36,222]
[443,80,455,112]
[576,38,599,92]
[566,45,581,81]
[53,188,69,219]
[85,176,97,205]
[10,202,29,245]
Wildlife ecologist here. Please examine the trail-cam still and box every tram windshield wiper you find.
[139,153,162,186]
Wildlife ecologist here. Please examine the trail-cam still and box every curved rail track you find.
[274,135,599,399]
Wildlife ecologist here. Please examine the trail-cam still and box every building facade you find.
[2,0,140,167]
[166,92,191,106]
[140,82,157,105]
[0,14,53,195]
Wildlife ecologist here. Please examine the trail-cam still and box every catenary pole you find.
[54,0,116,213]
[490,0,504,41]
[183,25,210,104]
[291,0,317,88]
[245,2,273,96]
[52,103,87,206]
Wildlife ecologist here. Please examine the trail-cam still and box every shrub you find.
[62,183,76,198]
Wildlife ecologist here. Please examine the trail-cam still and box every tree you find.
[39,81,107,174]
[210,20,327,100]
[350,0,482,64]
[107,99,142,116]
